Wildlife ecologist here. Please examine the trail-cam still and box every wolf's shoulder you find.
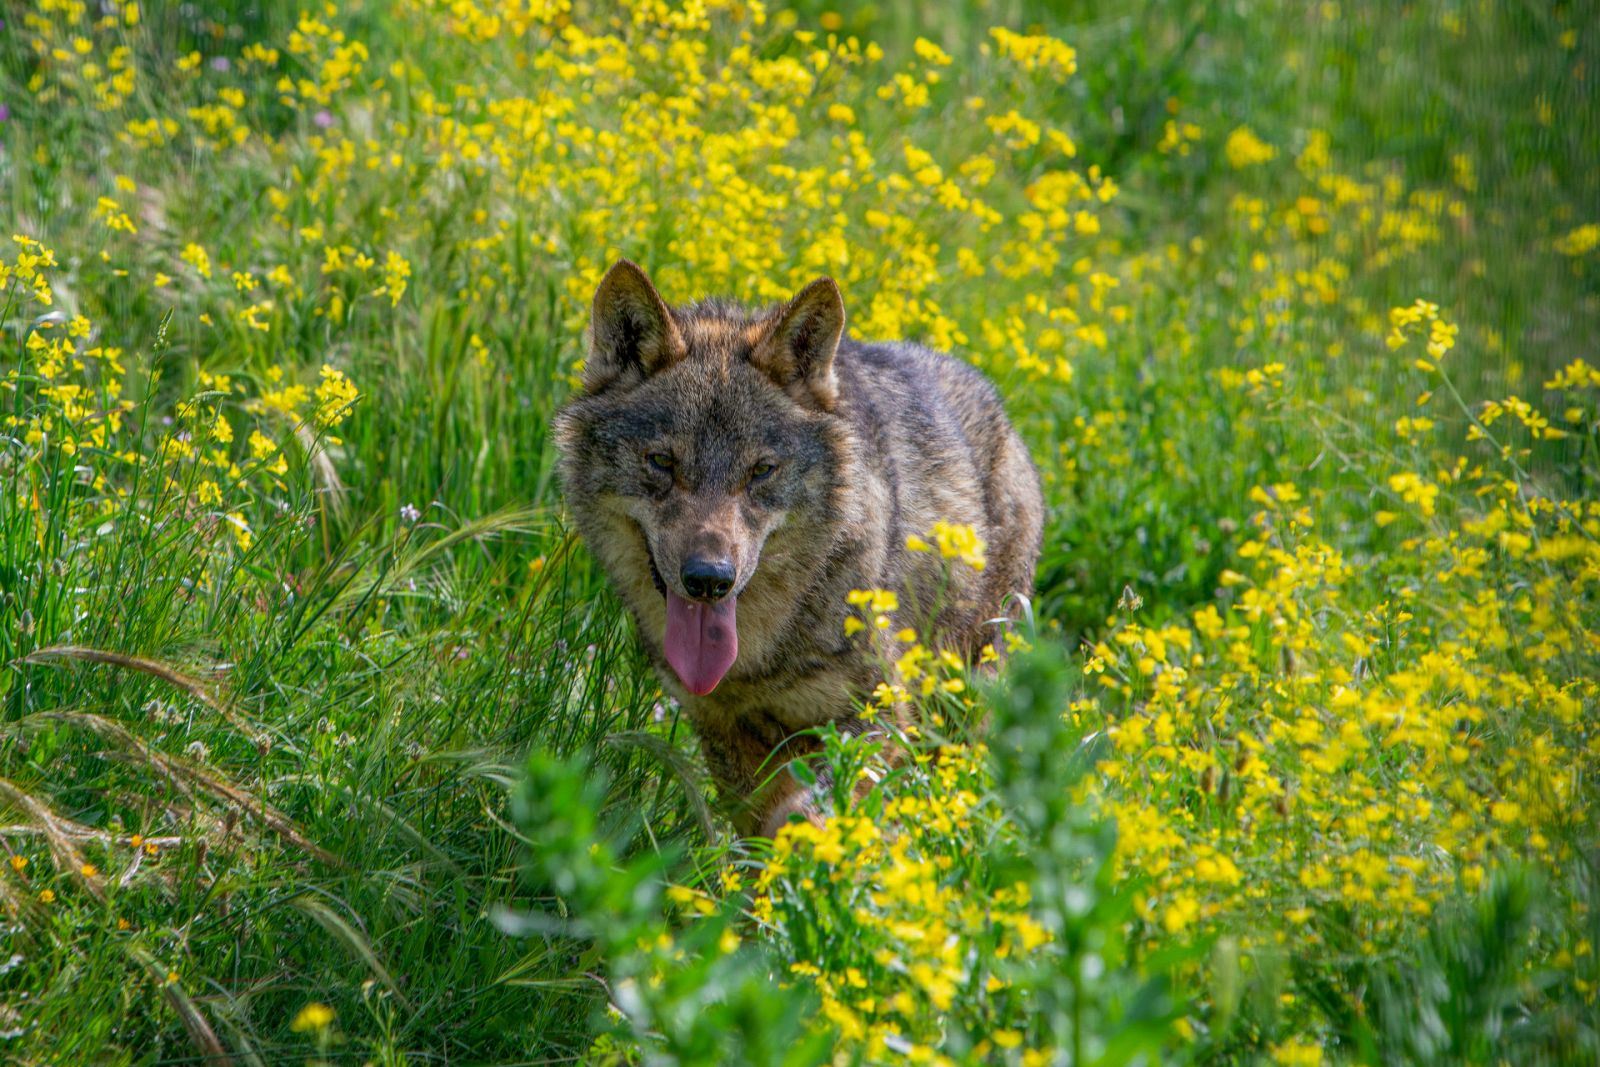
[837,337,983,380]
[834,338,1010,432]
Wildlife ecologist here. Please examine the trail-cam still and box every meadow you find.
[2,0,1598,1063]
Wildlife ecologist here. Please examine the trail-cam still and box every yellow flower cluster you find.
[1224,125,1277,169]
[3,235,359,562]
[1,234,58,305]
[1386,298,1457,368]
[1554,223,1598,257]
[904,521,987,572]
[28,0,1111,400]
[314,364,360,428]
[988,27,1078,80]
[1082,426,1599,977]
[290,1002,335,1033]
[752,744,1055,1064]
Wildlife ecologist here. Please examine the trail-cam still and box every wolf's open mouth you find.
[663,592,738,697]
[642,535,668,598]
[638,525,738,697]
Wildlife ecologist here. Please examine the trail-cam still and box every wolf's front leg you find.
[695,713,823,839]
[751,763,824,840]
[749,712,903,839]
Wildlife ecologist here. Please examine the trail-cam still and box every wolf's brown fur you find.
[553,261,1044,836]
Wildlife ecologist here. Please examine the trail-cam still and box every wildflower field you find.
[3,0,1599,1062]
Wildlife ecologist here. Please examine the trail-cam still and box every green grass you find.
[2,0,1598,1063]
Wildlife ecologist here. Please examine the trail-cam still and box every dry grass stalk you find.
[17,645,274,751]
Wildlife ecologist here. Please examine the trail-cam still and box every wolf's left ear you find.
[751,277,845,410]
[584,260,685,393]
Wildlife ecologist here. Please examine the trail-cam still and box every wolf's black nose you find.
[681,556,736,601]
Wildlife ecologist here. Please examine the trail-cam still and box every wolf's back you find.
[831,339,1044,642]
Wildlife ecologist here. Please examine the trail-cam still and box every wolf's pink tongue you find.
[664,592,738,696]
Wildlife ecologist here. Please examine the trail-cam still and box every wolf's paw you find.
[757,782,824,841]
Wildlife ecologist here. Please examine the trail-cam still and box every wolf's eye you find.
[647,452,675,473]
[749,461,776,483]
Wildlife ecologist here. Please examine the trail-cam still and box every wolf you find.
[553,260,1043,837]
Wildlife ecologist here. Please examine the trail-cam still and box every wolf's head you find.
[553,260,852,697]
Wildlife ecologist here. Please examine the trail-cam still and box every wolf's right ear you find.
[584,260,685,393]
